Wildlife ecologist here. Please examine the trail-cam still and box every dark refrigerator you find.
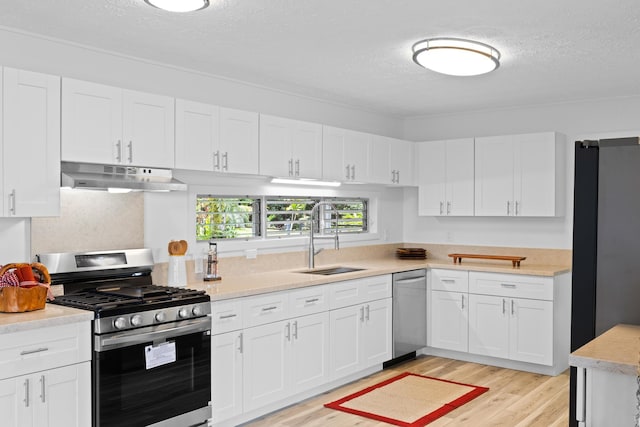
[570,137,640,426]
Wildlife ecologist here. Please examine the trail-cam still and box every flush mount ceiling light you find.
[412,38,500,76]
[144,0,209,12]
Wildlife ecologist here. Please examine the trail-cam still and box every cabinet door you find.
[446,138,475,216]
[243,321,289,411]
[34,363,91,427]
[290,312,329,392]
[61,78,122,165]
[122,90,175,168]
[343,129,370,182]
[211,331,243,422]
[369,135,391,184]
[290,120,322,179]
[390,138,414,186]
[259,114,292,177]
[430,290,468,352]
[175,99,219,171]
[3,68,60,217]
[468,294,509,358]
[474,135,514,216]
[515,133,559,216]
[329,305,362,380]
[322,126,346,181]
[418,140,446,215]
[0,376,29,427]
[361,298,392,367]
[219,107,259,175]
[509,298,553,365]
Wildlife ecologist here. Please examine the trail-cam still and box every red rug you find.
[324,372,489,427]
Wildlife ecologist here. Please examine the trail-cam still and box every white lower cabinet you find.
[211,330,243,422]
[329,297,392,381]
[430,290,468,352]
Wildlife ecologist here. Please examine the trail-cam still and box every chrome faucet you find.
[308,201,340,269]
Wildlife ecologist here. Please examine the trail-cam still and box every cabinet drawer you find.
[0,322,91,380]
[469,272,554,300]
[289,285,329,317]
[242,291,289,328]
[211,299,243,334]
[363,275,392,301]
[431,269,469,293]
[329,279,365,310]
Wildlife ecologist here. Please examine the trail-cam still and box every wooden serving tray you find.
[448,253,526,268]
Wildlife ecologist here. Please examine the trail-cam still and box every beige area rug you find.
[324,372,489,426]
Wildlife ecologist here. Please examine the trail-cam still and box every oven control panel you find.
[95,302,212,334]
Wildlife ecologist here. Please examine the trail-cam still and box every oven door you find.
[94,317,211,427]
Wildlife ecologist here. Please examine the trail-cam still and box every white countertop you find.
[0,304,93,334]
[569,324,640,376]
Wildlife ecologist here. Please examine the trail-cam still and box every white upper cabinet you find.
[2,68,61,217]
[418,138,474,216]
[322,126,370,182]
[219,107,259,175]
[259,114,322,179]
[61,78,175,168]
[370,135,415,186]
[474,132,565,217]
[176,102,258,174]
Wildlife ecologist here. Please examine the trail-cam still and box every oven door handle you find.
[95,317,211,352]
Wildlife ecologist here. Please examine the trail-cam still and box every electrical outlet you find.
[446,231,453,242]
[245,249,257,259]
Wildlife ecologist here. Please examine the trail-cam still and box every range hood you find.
[61,162,187,192]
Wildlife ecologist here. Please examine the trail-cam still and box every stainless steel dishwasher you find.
[385,269,427,367]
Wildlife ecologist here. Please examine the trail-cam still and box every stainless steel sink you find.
[298,266,365,275]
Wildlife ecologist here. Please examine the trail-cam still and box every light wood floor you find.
[244,356,569,426]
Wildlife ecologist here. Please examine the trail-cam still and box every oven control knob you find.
[114,317,128,330]
[178,308,189,318]
[130,314,143,327]
[155,311,166,322]
[192,305,203,317]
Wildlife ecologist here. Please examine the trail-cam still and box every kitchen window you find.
[196,196,261,240]
[196,195,368,240]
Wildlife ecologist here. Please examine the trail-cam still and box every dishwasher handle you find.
[394,276,426,285]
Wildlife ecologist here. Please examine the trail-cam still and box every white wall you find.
[0,218,30,264]
[403,96,640,249]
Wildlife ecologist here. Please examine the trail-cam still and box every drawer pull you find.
[261,306,278,312]
[500,283,517,288]
[305,298,320,304]
[219,314,238,320]
[441,279,456,283]
[20,347,49,356]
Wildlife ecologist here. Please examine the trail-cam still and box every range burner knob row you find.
[114,317,128,330]
[155,311,166,322]
[130,314,143,327]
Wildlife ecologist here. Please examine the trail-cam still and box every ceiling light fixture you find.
[271,178,341,187]
[412,37,500,76]
[144,0,209,13]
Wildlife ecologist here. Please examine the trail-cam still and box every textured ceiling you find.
[1,0,640,117]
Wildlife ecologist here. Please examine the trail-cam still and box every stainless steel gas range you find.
[38,248,211,427]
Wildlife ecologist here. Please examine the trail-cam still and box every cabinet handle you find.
[24,379,29,408]
[219,313,237,320]
[20,347,49,356]
[439,201,444,215]
[127,141,133,163]
[507,200,511,215]
[365,304,370,321]
[40,375,45,403]
[238,332,243,354]
[441,278,456,283]
[295,159,300,177]
[461,294,465,309]
[345,165,351,180]
[288,158,293,176]
[391,170,395,183]
[9,189,16,215]
[285,322,291,341]
[261,306,278,312]
[351,165,356,180]
[500,283,516,288]
[116,140,122,163]
[396,170,400,183]
[511,300,515,316]
[360,306,365,322]
[515,201,520,216]
[222,152,229,171]
[502,298,506,315]
[293,321,298,339]
[305,298,319,304]
[447,201,451,215]
[213,150,220,170]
